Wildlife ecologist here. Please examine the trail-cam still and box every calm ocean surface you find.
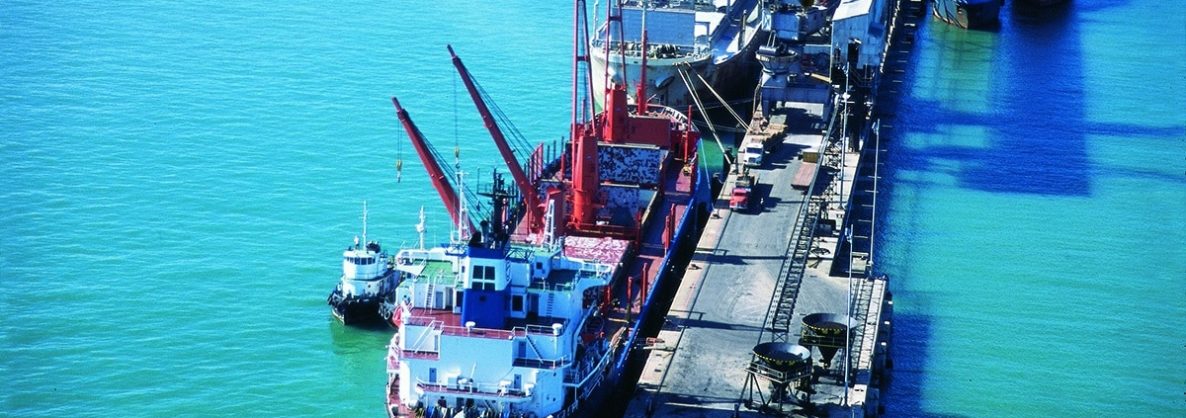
[1,1,1182,417]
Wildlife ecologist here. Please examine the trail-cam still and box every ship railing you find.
[590,39,710,60]
[404,316,566,340]
[526,262,611,290]
[528,278,577,292]
[563,340,612,388]
[393,248,444,265]
[511,357,569,369]
[414,378,532,401]
[578,261,615,277]
[620,0,707,10]
[521,323,566,335]
[386,374,403,411]
[442,242,472,257]
[652,105,693,126]
[400,349,440,360]
[439,324,517,339]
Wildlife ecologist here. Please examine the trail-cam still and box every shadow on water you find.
[978,0,1090,196]
[877,1,1098,415]
[870,2,1092,414]
[880,313,972,418]
[901,1,1093,196]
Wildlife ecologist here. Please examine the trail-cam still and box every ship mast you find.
[456,170,470,244]
[570,0,601,230]
[416,206,426,250]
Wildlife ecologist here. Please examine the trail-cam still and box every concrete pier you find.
[621,1,925,415]
[623,100,890,417]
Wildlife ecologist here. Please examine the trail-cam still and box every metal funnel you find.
[799,313,852,367]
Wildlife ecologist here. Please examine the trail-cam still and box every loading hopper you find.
[799,313,851,367]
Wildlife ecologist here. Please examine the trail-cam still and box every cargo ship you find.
[932,0,1001,29]
[327,202,398,325]
[590,0,769,109]
[382,3,712,416]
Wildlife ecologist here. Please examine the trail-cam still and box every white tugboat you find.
[328,201,397,325]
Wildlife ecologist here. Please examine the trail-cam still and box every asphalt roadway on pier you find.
[624,103,848,417]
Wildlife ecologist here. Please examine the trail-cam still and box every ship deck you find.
[397,148,699,362]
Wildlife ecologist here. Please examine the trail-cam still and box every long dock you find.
[622,0,924,416]
[623,100,890,417]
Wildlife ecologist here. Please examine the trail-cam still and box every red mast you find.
[570,0,600,229]
[391,97,473,233]
[448,45,544,234]
[570,120,600,229]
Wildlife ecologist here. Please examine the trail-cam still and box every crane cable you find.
[677,64,733,169]
[688,66,749,129]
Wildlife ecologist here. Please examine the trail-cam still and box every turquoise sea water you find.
[878,1,1186,416]
[2,1,1183,417]
[2,2,571,416]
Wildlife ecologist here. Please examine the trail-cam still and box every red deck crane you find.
[391,97,474,234]
[448,46,544,235]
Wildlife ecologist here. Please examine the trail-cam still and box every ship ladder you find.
[426,274,436,310]
[522,334,547,363]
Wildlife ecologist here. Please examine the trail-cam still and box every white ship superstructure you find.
[591,0,769,109]
[386,237,629,417]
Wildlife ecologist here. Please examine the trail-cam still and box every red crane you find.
[391,97,474,233]
[448,45,544,235]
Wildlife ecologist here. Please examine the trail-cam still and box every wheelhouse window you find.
[470,264,498,290]
[348,256,375,265]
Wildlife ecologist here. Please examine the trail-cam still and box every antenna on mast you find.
[361,200,368,248]
[416,206,426,250]
[455,171,470,243]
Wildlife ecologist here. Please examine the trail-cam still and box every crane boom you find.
[447,45,543,234]
[392,97,474,233]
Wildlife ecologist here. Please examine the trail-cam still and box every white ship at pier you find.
[591,0,770,109]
